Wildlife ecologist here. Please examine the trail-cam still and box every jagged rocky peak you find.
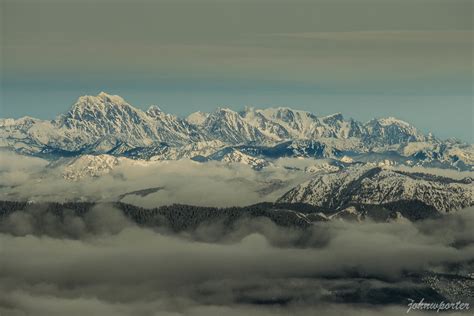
[200,107,275,144]
[146,105,163,118]
[322,112,344,124]
[204,107,248,128]
[214,107,240,116]
[363,116,426,145]
[377,117,411,127]
[365,117,419,132]
[204,107,243,123]
[243,106,314,122]
[259,107,316,121]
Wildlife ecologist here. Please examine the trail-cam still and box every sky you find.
[0,0,472,141]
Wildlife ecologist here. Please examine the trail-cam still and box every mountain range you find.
[1,92,472,170]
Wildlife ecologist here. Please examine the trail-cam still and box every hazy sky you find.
[0,0,472,141]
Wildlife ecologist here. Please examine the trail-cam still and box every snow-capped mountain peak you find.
[72,92,129,110]
[146,105,163,117]
[26,93,208,150]
[57,154,120,180]
[63,92,137,123]
[322,112,344,123]
[186,111,209,126]
[363,117,425,146]
[377,117,411,127]
[97,91,127,102]
[201,107,274,144]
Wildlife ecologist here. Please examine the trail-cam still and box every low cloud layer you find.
[0,152,310,207]
[0,204,473,316]
[2,152,473,209]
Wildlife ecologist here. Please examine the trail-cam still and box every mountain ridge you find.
[1,92,472,171]
[277,165,473,213]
